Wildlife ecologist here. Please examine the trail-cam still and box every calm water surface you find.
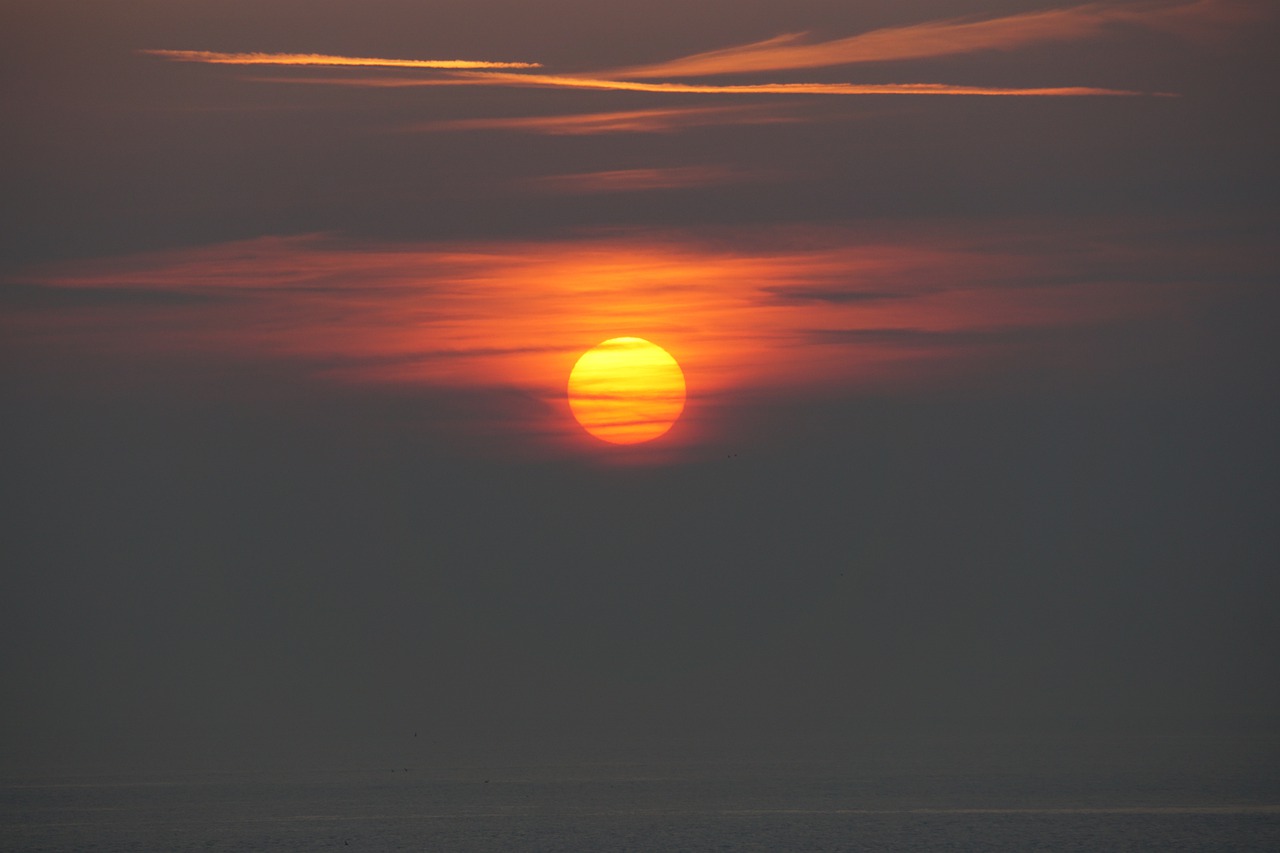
[4,763,1278,851]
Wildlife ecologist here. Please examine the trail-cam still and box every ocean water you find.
[4,763,1278,851]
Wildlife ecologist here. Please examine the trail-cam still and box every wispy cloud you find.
[0,282,226,308]
[403,105,804,135]
[760,286,917,306]
[150,3,1211,103]
[9,221,1207,374]
[142,3,1263,103]
[520,166,761,194]
[608,0,1257,78]
[252,70,1149,97]
[452,70,1151,96]
[804,326,1047,347]
[242,75,478,88]
[10,219,1242,447]
[140,49,540,70]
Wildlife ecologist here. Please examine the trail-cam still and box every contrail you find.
[264,70,1154,97]
[140,49,541,70]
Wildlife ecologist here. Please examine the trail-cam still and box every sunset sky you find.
[3,0,1278,774]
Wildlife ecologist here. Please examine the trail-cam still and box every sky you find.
[2,0,1278,776]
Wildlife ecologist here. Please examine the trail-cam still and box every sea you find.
[4,756,1278,852]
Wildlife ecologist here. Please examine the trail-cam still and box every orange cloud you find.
[140,49,540,70]
[608,0,1258,78]
[250,70,1150,97]
[242,75,477,88]
[7,222,1211,455]
[403,105,805,135]
[457,70,1149,96]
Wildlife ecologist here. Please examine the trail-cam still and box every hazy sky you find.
[2,0,1277,775]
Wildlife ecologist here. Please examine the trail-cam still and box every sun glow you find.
[11,226,1198,456]
[567,338,686,445]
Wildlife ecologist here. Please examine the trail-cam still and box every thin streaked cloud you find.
[403,105,805,135]
[520,166,756,194]
[249,70,1152,97]
[607,0,1257,78]
[140,49,540,70]
[9,222,1210,397]
[759,286,918,306]
[454,72,1148,97]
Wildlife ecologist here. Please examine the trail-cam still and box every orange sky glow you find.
[7,222,1205,457]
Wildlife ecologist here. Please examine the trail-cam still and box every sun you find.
[567,337,686,444]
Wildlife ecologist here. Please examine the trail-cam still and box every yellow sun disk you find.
[568,337,686,444]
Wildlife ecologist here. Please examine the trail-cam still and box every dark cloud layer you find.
[5,361,1276,772]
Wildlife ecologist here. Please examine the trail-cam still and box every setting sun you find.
[567,337,686,444]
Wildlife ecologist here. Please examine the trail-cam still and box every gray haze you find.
[2,0,1278,776]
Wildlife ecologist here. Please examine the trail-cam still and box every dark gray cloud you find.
[4,358,1276,772]
[760,286,917,305]
[803,326,1038,346]
[0,282,227,308]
